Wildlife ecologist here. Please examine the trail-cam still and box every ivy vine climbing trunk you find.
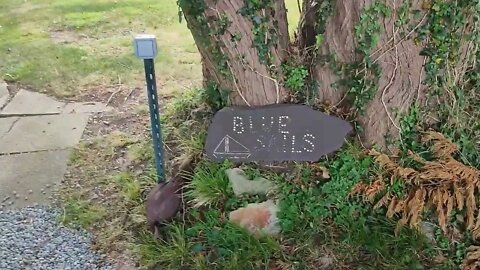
[179,0,477,150]
[298,0,430,148]
[178,0,290,106]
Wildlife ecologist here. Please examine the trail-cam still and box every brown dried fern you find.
[354,132,480,236]
[462,246,480,270]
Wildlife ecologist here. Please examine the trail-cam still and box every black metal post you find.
[143,59,165,182]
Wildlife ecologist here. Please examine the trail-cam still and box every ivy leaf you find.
[192,243,204,253]
[315,34,325,49]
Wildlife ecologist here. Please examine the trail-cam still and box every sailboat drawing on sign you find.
[213,135,251,159]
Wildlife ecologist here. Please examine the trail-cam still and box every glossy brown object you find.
[145,176,183,234]
[145,156,194,236]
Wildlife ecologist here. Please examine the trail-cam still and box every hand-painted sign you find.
[204,104,352,162]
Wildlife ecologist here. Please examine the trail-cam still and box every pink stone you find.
[229,200,280,236]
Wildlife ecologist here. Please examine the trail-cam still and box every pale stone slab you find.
[0,114,89,154]
[229,200,280,236]
[0,117,19,137]
[0,81,8,108]
[226,168,276,196]
[0,89,65,115]
[62,102,109,114]
[0,150,70,209]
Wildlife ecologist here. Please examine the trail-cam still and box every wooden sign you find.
[204,104,352,162]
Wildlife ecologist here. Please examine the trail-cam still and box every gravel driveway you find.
[0,207,112,270]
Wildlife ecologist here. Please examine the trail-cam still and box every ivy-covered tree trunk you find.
[178,0,477,149]
[179,0,290,106]
[298,0,430,148]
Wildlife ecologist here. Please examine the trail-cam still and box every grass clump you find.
[61,199,106,228]
[138,209,279,270]
[186,160,233,207]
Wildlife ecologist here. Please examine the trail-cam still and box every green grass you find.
[161,87,212,158]
[186,160,233,207]
[113,172,143,204]
[138,209,280,270]
[0,0,200,97]
[61,199,107,228]
[136,143,437,269]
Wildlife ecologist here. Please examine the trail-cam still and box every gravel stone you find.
[0,206,112,270]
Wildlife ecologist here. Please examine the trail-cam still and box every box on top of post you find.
[134,34,157,59]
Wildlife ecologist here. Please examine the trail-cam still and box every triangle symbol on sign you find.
[213,135,250,159]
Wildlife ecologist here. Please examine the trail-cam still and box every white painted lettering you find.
[261,116,275,132]
[291,135,302,153]
[278,116,290,134]
[255,136,266,151]
[303,134,315,152]
[233,116,244,134]
[282,134,288,153]
[249,116,254,133]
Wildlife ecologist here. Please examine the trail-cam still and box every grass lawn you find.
[0,0,201,97]
[2,1,477,270]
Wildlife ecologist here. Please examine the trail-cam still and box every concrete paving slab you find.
[0,117,20,137]
[0,89,65,115]
[0,114,89,154]
[0,81,8,108]
[62,102,109,114]
[0,150,70,209]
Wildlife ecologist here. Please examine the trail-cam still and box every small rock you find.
[317,256,334,270]
[3,196,10,202]
[24,197,28,201]
[28,190,33,194]
[8,201,13,205]
[12,191,17,195]
[229,200,280,236]
[45,184,51,189]
[14,194,19,199]
[420,221,436,243]
[316,166,330,179]
[103,121,110,125]
[226,168,276,196]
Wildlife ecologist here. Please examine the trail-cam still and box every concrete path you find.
[0,83,109,209]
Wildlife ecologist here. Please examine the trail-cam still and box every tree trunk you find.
[298,0,474,148]
[179,0,290,106]
[180,0,475,149]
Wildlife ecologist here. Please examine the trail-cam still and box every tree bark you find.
[299,0,429,148]
[179,0,290,106]
[181,0,473,150]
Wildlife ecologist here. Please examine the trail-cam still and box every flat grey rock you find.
[0,81,8,108]
[0,89,65,115]
[62,102,109,114]
[226,168,276,196]
[0,114,89,154]
[205,104,352,162]
[0,150,69,209]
